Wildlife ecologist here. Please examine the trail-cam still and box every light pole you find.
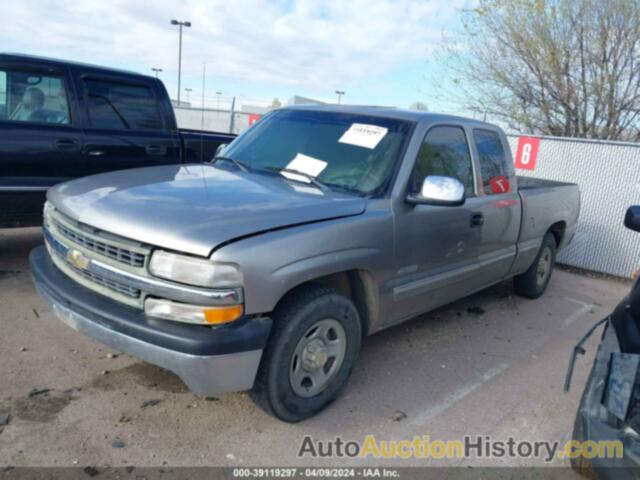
[335,90,345,104]
[151,67,163,78]
[171,19,191,105]
[184,88,192,104]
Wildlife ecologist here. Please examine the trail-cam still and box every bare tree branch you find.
[441,0,640,140]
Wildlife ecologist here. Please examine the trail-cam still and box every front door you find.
[392,125,486,323]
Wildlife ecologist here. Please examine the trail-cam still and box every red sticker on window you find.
[515,136,540,170]
[489,176,510,194]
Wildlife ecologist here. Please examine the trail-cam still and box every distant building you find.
[171,99,191,108]
[287,95,326,106]
[241,105,270,115]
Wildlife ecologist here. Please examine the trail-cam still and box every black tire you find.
[514,232,557,299]
[250,284,362,422]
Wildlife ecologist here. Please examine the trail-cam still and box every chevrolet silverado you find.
[30,106,580,421]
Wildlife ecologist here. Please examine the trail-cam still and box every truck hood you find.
[48,164,366,257]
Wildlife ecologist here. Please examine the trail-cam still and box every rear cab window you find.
[83,79,164,131]
[0,68,70,124]
[473,129,513,195]
[410,125,475,197]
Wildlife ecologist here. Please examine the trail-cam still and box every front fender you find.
[210,210,394,315]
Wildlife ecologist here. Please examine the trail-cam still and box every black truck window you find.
[0,69,70,124]
[84,79,163,131]
[411,126,475,196]
[473,129,512,195]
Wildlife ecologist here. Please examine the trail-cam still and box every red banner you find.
[515,136,540,170]
[248,114,262,127]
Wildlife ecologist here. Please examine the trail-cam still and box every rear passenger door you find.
[467,128,521,284]
[73,72,180,174]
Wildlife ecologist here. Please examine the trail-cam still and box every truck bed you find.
[517,176,577,190]
[516,176,581,249]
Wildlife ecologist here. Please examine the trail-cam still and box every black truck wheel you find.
[514,232,557,299]
[250,284,362,422]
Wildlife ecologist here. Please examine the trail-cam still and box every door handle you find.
[54,139,79,151]
[470,212,484,227]
[145,145,166,155]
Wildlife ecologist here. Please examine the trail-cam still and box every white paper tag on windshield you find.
[338,123,388,149]
[283,153,327,183]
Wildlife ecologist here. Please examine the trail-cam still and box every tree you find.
[409,101,428,111]
[271,98,282,109]
[443,0,640,140]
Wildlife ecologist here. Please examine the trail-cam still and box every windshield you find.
[221,109,413,195]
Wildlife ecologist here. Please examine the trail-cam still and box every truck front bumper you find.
[30,246,272,395]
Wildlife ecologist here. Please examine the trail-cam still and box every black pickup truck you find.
[0,53,236,227]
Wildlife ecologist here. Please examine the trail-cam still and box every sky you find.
[2,0,472,112]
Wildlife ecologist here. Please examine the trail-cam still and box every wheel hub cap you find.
[537,248,552,286]
[289,318,347,398]
[301,339,328,371]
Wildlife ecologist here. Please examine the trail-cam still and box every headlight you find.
[149,250,242,288]
[145,298,243,325]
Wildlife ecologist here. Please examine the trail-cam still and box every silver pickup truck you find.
[30,106,580,421]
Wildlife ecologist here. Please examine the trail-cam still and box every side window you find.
[473,129,512,195]
[411,126,475,196]
[0,69,70,124]
[84,79,163,131]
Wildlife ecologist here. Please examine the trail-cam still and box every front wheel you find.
[250,284,362,422]
[514,232,557,299]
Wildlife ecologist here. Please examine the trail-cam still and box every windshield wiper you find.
[263,166,329,191]
[212,155,251,173]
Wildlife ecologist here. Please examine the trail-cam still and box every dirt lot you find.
[0,227,631,469]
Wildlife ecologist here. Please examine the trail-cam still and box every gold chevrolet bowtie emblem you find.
[66,249,90,270]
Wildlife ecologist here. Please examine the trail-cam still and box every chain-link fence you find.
[508,134,640,278]
[174,107,256,135]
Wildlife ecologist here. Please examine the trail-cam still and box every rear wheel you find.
[250,284,362,422]
[514,232,557,299]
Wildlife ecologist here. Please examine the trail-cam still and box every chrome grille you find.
[54,219,146,268]
[66,260,141,299]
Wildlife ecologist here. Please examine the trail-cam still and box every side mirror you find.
[624,206,640,232]
[406,175,466,207]
[214,143,228,158]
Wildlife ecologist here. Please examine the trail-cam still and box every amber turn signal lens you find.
[632,270,639,280]
[145,298,243,325]
[204,305,244,324]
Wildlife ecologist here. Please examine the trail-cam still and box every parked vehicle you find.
[30,106,580,421]
[0,53,235,228]
[566,206,640,478]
